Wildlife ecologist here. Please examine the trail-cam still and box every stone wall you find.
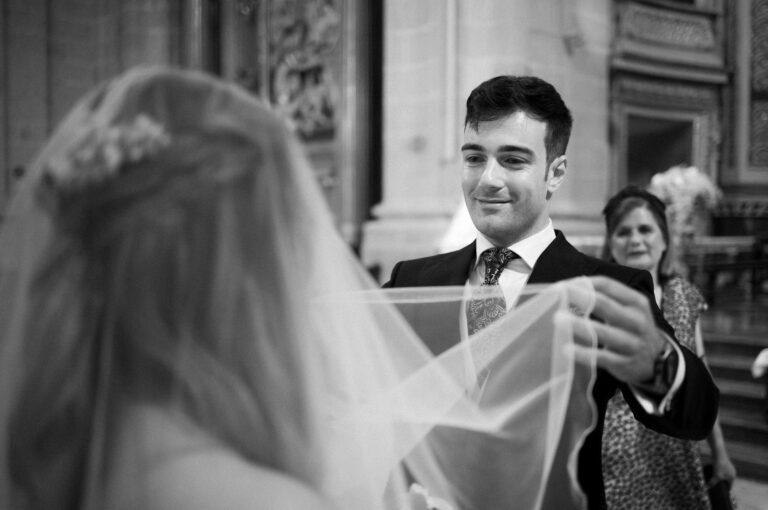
[0,0,179,209]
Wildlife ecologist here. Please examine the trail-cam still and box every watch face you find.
[662,348,679,387]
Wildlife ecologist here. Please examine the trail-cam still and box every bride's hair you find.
[4,67,326,509]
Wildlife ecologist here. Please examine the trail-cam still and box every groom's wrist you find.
[636,343,678,396]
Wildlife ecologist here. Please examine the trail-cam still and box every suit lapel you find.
[420,242,477,286]
[528,231,599,284]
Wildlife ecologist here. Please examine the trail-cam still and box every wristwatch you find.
[639,343,679,396]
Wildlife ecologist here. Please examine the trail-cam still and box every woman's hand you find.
[708,455,737,488]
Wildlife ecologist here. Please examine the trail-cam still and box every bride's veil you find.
[0,66,598,510]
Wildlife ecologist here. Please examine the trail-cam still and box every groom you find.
[383,75,719,509]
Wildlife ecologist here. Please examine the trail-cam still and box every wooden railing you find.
[684,236,768,302]
[569,234,768,302]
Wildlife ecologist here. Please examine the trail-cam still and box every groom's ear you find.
[546,155,567,198]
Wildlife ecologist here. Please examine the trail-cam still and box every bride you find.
[0,67,598,510]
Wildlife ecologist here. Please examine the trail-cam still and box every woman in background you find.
[600,185,736,509]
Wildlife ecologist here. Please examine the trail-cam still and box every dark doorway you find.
[626,114,693,186]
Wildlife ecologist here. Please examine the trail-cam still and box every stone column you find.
[361,0,461,281]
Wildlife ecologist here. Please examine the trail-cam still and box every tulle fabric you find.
[318,283,599,510]
[0,66,598,510]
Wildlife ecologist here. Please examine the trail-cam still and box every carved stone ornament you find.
[716,198,768,218]
[269,0,342,140]
[751,101,768,167]
[752,0,768,92]
[616,76,718,109]
[619,2,715,50]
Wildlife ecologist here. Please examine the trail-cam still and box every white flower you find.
[45,114,170,191]
[647,165,722,239]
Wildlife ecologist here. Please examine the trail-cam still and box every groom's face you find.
[461,111,564,247]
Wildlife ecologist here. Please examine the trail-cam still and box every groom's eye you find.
[499,155,528,168]
[463,154,486,166]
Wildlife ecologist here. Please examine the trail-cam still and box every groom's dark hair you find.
[464,75,573,165]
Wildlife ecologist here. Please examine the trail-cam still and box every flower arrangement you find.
[45,114,170,191]
[647,165,722,242]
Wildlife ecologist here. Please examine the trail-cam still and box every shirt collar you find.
[474,219,556,270]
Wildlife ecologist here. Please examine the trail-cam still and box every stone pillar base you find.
[361,216,451,285]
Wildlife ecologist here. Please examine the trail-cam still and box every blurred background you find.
[1,0,766,506]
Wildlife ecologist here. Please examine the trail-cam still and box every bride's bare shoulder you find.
[109,404,333,510]
[147,443,332,510]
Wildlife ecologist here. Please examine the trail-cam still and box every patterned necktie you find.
[466,247,519,336]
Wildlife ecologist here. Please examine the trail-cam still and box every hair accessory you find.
[602,184,667,222]
[45,114,170,191]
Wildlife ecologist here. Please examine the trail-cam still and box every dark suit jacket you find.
[384,230,719,510]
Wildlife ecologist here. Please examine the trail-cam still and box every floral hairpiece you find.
[45,114,171,190]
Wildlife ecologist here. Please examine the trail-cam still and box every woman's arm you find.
[706,417,737,486]
[695,320,738,486]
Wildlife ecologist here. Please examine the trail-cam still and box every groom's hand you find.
[581,275,668,385]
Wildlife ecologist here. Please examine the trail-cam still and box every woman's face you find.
[609,206,667,276]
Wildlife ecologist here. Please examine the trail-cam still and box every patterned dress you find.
[602,275,711,510]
